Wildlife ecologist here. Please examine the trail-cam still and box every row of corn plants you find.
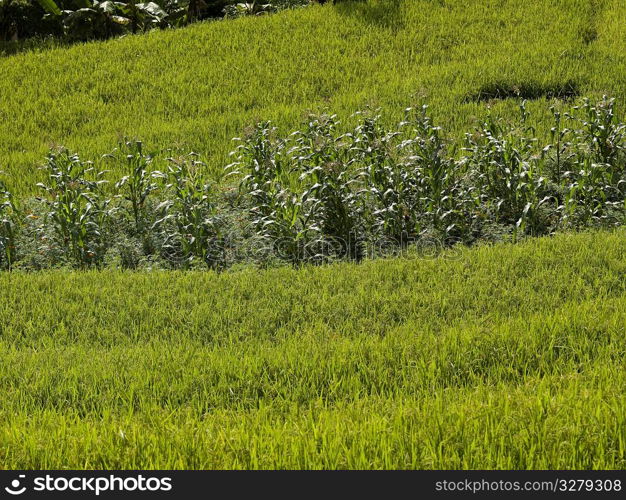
[228,97,625,263]
[0,96,624,271]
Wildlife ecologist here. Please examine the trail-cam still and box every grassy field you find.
[1,0,626,470]
[1,230,625,468]
[1,0,626,195]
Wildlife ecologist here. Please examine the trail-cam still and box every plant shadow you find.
[333,0,404,31]
[464,80,582,103]
[0,38,70,58]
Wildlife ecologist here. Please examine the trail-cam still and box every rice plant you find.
[2,0,626,472]
[4,0,626,194]
[1,230,626,468]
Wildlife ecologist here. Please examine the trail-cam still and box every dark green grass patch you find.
[466,80,581,102]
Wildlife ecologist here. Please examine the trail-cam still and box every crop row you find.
[1,96,625,270]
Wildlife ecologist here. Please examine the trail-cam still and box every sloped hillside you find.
[1,0,625,194]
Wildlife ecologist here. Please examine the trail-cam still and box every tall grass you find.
[0,230,625,468]
[1,0,626,471]
[2,0,626,195]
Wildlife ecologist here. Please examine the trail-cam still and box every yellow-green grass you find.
[1,230,625,468]
[1,0,625,470]
[2,0,626,195]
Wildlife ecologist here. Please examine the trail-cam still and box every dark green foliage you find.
[0,0,311,42]
[223,1,308,18]
[0,0,60,40]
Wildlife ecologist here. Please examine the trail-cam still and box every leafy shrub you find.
[223,2,276,18]
[0,0,63,41]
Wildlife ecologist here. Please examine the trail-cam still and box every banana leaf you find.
[36,0,62,16]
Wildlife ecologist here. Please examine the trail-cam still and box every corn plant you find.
[228,122,322,263]
[155,155,223,269]
[577,97,626,171]
[542,104,577,183]
[0,176,17,269]
[557,98,626,227]
[560,156,615,227]
[294,114,365,261]
[398,104,473,240]
[36,149,112,268]
[3,96,626,272]
[110,140,158,233]
[463,103,550,235]
[350,113,412,244]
